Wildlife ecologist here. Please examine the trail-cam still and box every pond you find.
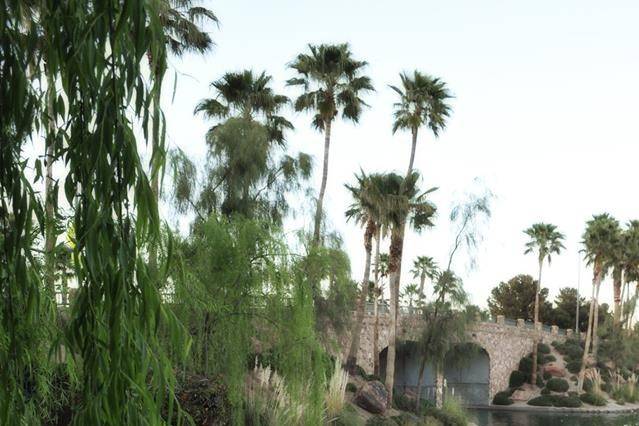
[468,409,639,426]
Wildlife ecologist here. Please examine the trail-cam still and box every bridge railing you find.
[362,302,574,337]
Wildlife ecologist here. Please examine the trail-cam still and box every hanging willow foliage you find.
[31,0,184,424]
[0,3,49,424]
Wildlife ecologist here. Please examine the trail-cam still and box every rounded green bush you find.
[580,392,607,406]
[538,343,551,354]
[566,360,581,374]
[519,357,533,374]
[543,371,552,380]
[541,388,551,395]
[553,395,582,408]
[509,370,526,388]
[543,354,556,364]
[528,395,554,406]
[492,391,514,406]
[546,378,569,393]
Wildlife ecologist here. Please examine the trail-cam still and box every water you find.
[469,409,639,426]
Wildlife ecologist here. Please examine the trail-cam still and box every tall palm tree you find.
[411,255,438,303]
[287,44,374,246]
[523,223,565,387]
[401,283,420,309]
[390,71,452,174]
[577,213,619,391]
[622,221,639,328]
[368,172,436,401]
[149,0,217,271]
[344,171,382,371]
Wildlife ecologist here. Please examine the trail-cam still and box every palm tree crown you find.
[159,0,218,56]
[194,70,293,144]
[411,256,439,281]
[582,213,621,270]
[524,223,565,264]
[287,43,374,129]
[390,70,452,136]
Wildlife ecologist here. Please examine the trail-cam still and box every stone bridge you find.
[355,306,572,404]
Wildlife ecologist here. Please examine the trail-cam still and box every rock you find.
[544,362,566,378]
[511,385,536,402]
[354,380,388,414]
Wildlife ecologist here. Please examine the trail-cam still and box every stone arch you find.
[444,343,490,405]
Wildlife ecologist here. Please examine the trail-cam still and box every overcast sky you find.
[160,0,639,309]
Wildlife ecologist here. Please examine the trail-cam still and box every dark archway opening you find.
[378,341,490,406]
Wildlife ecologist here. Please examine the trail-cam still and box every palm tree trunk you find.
[385,227,404,402]
[613,267,622,326]
[592,280,602,358]
[531,258,543,386]
[418,271,426,303]
[414,354,428,412]
[373,230,381,376]
[44,71,57,299]
[312,118,332,246]
[628,285,639,331]
[435,362,444,409]
[578,265,601,391]
[406,127,418,175]
[346,219,376,372]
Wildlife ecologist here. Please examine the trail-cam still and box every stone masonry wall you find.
[353,313,568,400]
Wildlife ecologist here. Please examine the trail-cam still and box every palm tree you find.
[411,256,438,303]
[344,171,382,372]
[390,71,452,174]
[149,0,217,271]
[367,172,436,401]
[523,223,565,387]
[401,283,420,309]
[577,214,619,391]
[374,252,389,376]
[195,70,292,142]
[287,44,374,246]
[622,221,639,328]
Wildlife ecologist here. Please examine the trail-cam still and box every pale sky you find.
[160,0,639,308]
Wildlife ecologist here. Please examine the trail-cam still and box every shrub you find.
[566,360,581,374]
[538,343,551,354]
[492,391,513,405]
[551,340,562,349]
[325,360,349,418]
[440,395,469,426]
[365,416,397,426]
[541,388,551,395]
[543,355,556,364]
[334,405,361,426]
[568,391,578,398]
[580,392,607,406]
[546,378,569,393]
[509,370,526,388]
[553,395,582,408]
[518,357,533,374]
[345,383,357,393]
[536,375,545,388]
[528,396,553,406]
[366,374,382,382]
[543,371,552,380]
[601,382,612,394]
[583,379,593,393]
[563,343,584,360]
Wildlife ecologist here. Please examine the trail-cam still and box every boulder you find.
[511,384,536,402]
[543,362,567,378]
[354,380,388,414]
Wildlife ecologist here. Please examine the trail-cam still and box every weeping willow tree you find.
[3,1,189,424]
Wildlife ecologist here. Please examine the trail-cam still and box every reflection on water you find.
[468,409,639,426]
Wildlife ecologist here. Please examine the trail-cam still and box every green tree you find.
[523,223,565,386]
[619,221,639,328]
[578,213,620,391]
[367,172,436,400]
[550,287,588,331]
[487,274,551,321]
[287,43,374,245]
[411,255,439,303]
[401,283,421,308]
[390,71,452,174]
